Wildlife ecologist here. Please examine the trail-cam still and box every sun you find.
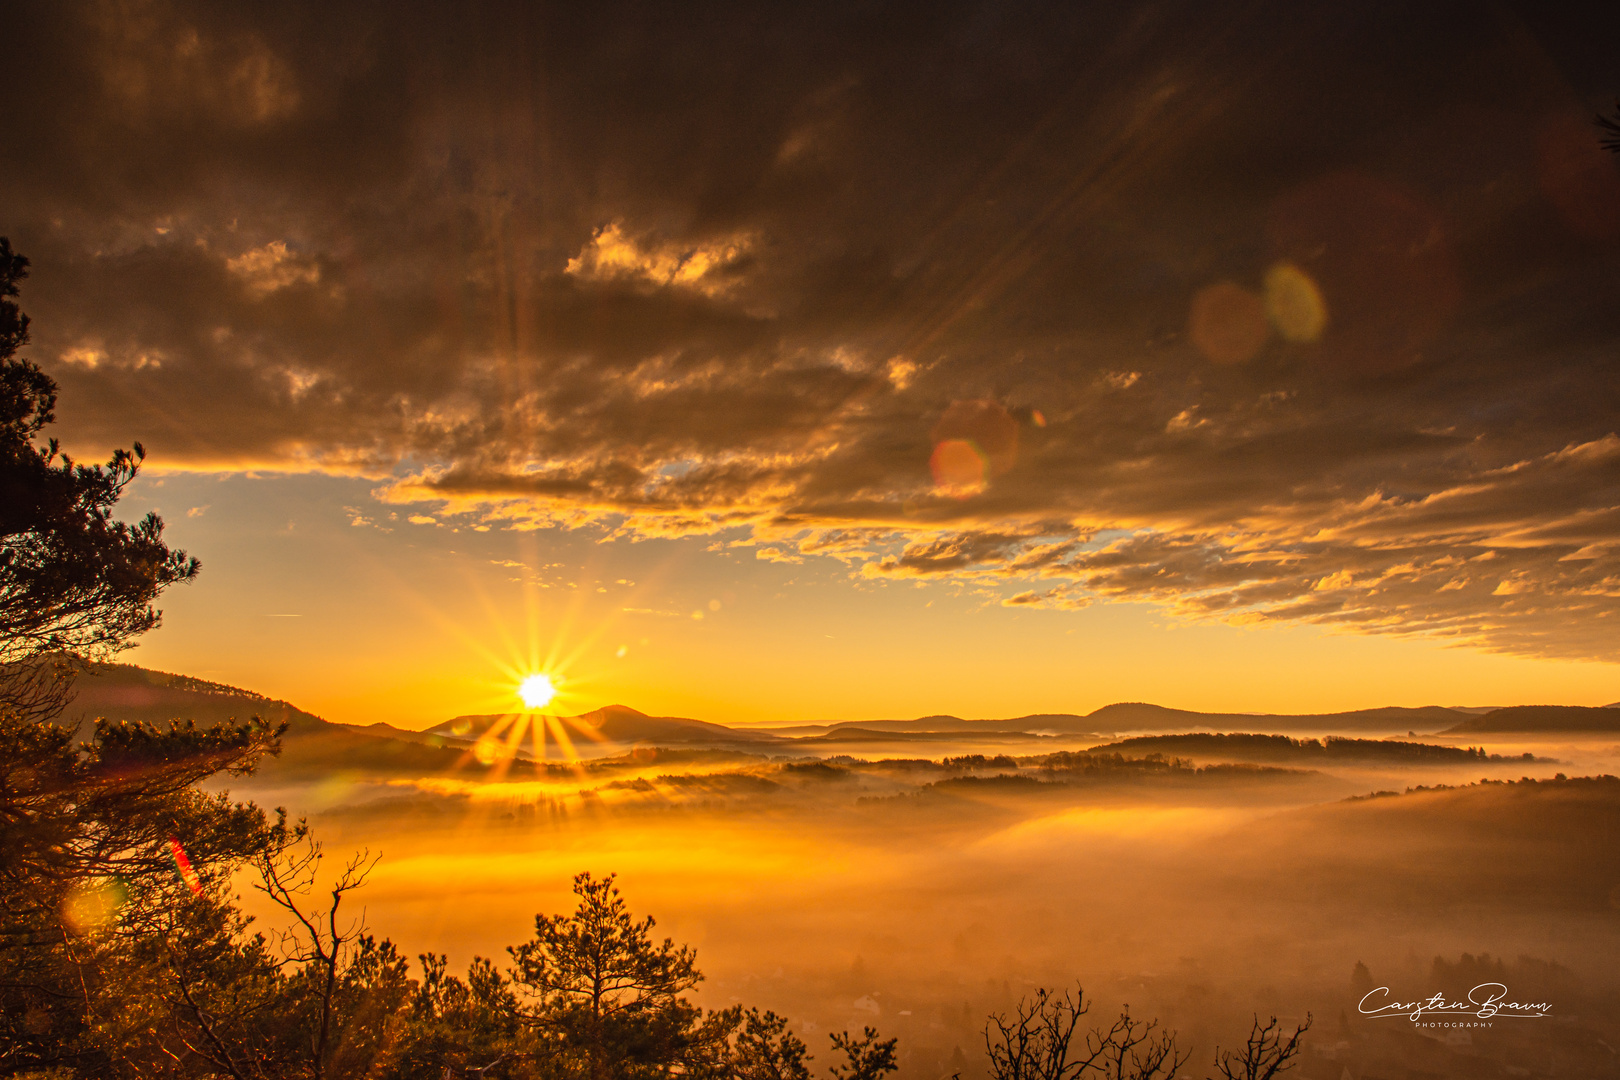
[518,674,557,710]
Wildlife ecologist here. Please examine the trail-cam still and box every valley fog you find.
[225,729,1620,1079]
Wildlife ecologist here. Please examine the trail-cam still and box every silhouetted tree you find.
[255,835,405,1080]
[0,237,198,719]
[0,239,287,1076]
[508,871,715,1080]
[0,712,286,1074]
[982,986,1185,1080]
[826,1027,898,1080]
[983,985,1092,1080]
[981,986,1307,1080]
[718,1008,813,1080]
[1209,1015,1310,1080]
[388,951,527,1078]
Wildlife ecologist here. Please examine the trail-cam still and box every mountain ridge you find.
[425,704,783,747]
[50,663,1620,751]
[1439,704,1620,735]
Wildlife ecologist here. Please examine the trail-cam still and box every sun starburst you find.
[518,674,557,709]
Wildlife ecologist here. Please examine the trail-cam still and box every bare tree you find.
[984,985,1093,1080]
[1089,1007,1185,1080]
[1209,1014,1311,1080]
[983,986,1186,1080]
[255,834,380,1080]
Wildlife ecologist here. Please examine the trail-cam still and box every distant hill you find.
[776,702,1469,738]
[1222,775,1620,912]
[56,663,519,779]
[62,664,1611,767]
[426,704,783,749]
[805,714,1091,735]
[62,663,328,734]
[815,713,1098,735]
[1084,702,1468,735]
[793,726,1054,747]
[1089,732,1537,765]
[1439,705,1620,735]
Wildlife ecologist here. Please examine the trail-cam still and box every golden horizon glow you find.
[518,674,558,710]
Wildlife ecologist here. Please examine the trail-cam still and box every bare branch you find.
[1211,1014,1311,1080]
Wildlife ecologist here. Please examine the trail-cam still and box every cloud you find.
[1002,587,1092,611]
[565,222,754,297]
[6,0,1620,659]
[226,241,320,296]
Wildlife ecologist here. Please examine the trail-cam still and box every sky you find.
[5,0,1620,727]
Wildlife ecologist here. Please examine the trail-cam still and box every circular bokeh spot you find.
[1263,261,1328,343]
[1189,281,1269,364]
[931,400,1019,473]
[930,438,989,497]
[929,400,1019,498]
[62,877,129,934]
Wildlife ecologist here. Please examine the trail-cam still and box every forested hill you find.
[1082,701,1470,734]
[781,702,1475,736]
[63,662,326,733]
[1439,705,1620,735]
[57,663,510,780]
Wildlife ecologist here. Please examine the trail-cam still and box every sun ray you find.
[488,712,532,781]
[545,714,582,763]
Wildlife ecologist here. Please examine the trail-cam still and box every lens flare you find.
[61,877,129,933]
[519,674,557,709]
[1264,261,1327,342]
[1189,281,1269,364]
[169,838,202,895]
[929,399,1018,498]
[932,400,1019,475]
[930,439,989,498]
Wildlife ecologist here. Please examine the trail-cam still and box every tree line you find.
[0,240,1307,1077]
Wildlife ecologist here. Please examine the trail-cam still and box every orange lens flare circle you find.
[1189,281,1269,364]
[929,399,1019,498]
[930,438,988,497]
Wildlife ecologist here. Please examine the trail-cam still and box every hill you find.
[62,663,328,733]
[810,714,1096,735]
[1088,732,1537,765]
[60,664,1609,766]
[1439,704,1620,735]
[775,702,1470,737]
[426,704,784,750]
[55,663,519,780]
[1083,701,1468,734]
[1221,775,1620,913]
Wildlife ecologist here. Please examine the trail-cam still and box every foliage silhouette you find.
[0,709,286,1074]
[0,237,198,718]
[508,871,708,1080]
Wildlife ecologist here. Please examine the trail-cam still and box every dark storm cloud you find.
[6,0,1620,658]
